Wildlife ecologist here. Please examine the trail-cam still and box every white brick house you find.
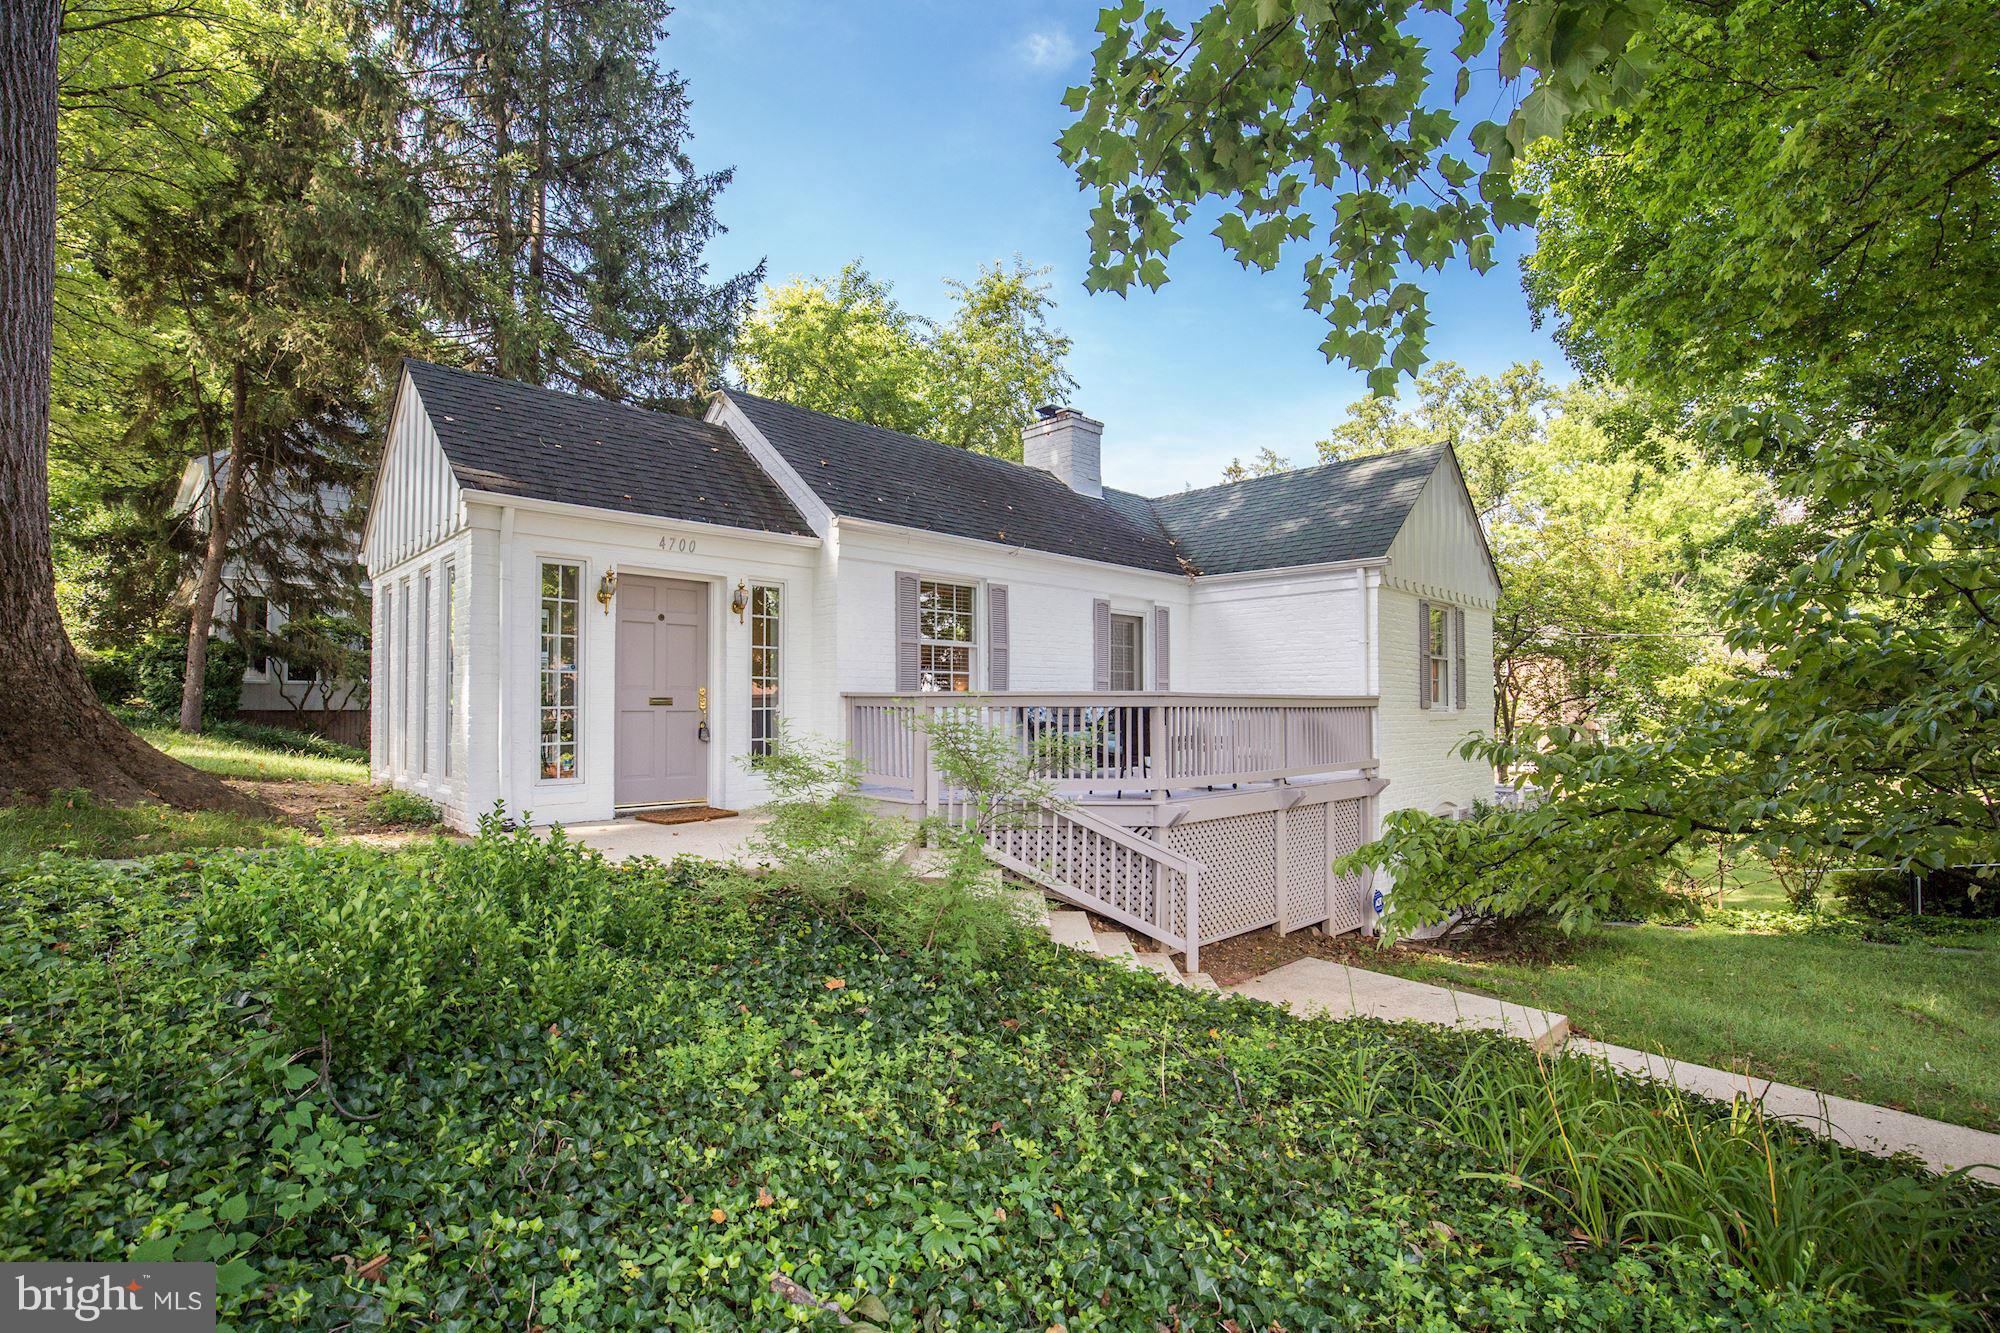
[363,361,1499,963]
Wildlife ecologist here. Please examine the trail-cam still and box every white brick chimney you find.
[1021,405,1103,498]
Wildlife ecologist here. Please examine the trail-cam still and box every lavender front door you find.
[615,576,708,806]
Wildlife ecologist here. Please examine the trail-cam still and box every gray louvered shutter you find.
[1453,606,1467,711]
[1417,598,1432,710]
[1152,606,1170,691]
[895,571,920,691]
[1092,598,1112,692]
[987,584,1010,692]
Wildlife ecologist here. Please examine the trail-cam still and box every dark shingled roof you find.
[398,362,1453,575]
[1144,445,1446,575]
[404,360,812,537]
[724,390,1192,574]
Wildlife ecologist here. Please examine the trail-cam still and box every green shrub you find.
[135,633,245,720]
[741,728,1028,964]
[1837,866,2000,921]
[1,835,1993,1326]
[1341,803,1675,940]
[206,716,366,763]
[78,647,140,706]
[362,787,441,827]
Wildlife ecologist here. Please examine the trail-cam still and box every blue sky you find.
[670,2,1566,493]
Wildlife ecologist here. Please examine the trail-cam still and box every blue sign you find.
[1371,888,1385,914]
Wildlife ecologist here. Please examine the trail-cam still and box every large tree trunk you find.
[179,361,248,732]
[0,0,264,814]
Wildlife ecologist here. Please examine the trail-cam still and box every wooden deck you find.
[844,692,1386,968]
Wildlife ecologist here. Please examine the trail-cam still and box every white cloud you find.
[1016,27,1078,71]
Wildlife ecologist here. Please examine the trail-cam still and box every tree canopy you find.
[1065,0,2000,916]
[734,258,1077,461]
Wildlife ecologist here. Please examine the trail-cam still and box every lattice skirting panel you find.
[1167,812,1278,943]
[1281,803,1331,929]
[1323,798,1369,936]
[1148,796,1373,945]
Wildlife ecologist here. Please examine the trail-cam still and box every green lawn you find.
[130,719,368,784]
[0,718,369,860]
[0,791,300,861]
[1361,919,2000,1132]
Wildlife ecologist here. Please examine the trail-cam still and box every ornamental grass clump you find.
[1408,1042,1993,1321]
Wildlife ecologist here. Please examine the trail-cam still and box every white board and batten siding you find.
[363,375,475,820]
[1375,448,1501,830]
[363,373,469,577]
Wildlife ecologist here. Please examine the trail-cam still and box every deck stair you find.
[1032,905,1221,992]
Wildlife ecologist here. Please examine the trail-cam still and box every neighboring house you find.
[364,360,1499,964]
[172,454,370,745]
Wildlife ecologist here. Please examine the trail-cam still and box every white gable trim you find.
[363,368,469,574]
[707,391,834,537]
[1193,555,1387,587]
[460,489,821,548]
[833,514,1191,586]
[1380,449,1501,610]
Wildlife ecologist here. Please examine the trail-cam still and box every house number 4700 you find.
[658,537,696,553]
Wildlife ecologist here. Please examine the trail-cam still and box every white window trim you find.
[397,578,412,773]
[1428,603,1453,711]
[442,559,456,780]
[1107,610,1146,693]
[915,574,980,694]
[234,591,273,681]
[749,580,784,758]
[415,568,431,777]
[535,557,586,786]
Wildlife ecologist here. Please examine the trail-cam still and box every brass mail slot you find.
[649,696,673,706]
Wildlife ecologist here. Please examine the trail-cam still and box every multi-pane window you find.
[1428,604,1452,709]
[750,584,781,757]
[415,570,431,775]
[381,585,396,766]
[1109,614,1144,691]
[917,580,976,692]
[442,562,456,778]
[397,581,411,766]
[234,593,271,677]
[539,562,581,779]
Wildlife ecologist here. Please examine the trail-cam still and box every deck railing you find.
[845,691,1378,804]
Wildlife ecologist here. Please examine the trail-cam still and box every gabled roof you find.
[1145,445,1447,575]
[403,360,812,537]
[392,363,1471,579]
[723,390,1191,574]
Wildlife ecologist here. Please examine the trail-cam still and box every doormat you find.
[633,805,740,827]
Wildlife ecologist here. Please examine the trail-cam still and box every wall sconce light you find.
[597,567,619,613]
[730,579,749,623]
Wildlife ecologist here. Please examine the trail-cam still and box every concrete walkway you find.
[565,813,769,864]
[1228,958,1571,1052]
[1225,957,1999,1184]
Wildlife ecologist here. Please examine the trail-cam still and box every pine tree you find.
[106,39,457,731]
[388,0,760,408]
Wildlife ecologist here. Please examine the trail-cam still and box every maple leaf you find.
[711,1208,728,1224]
[823,978,846,990]
[756,1188,775,1208]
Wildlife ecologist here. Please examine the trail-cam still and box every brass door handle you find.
[697,686,708,715]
